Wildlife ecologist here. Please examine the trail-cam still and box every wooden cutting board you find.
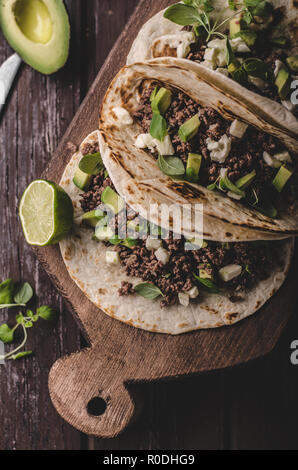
[33,0,297,438]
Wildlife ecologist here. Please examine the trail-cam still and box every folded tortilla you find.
[59,131,294,335]
[99,58,298,242]
[127,0,298,137]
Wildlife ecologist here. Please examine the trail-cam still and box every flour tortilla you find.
[99,58,298,242]
[127,0,298,139]
[59,131,294,335]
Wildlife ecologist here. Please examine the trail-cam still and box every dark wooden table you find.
[0,0,297,450]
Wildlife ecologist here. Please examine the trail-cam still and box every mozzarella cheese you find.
[112,106,133,126]
[188,286,199,299]
[178,292,190,307]
[230,37,251,53]
[146,238,163,251]
[105,251,120,265]
[274,151,292,164]
[207,134,232,163]
[219,264,242,282]
[153,32,196,59]
[263,151,282,168]
[134,133,175,156]
[230,119,248,138]
[155,247,170,265]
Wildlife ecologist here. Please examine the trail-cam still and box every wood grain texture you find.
[1,0,298,450]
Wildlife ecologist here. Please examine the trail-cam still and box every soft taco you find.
[98,57,298,242]
[59,131,294,335]
[127,0,298,121]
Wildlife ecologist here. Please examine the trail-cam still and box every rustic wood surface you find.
[0,0,298,450]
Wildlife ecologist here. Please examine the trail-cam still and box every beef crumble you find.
[133,85,286,205]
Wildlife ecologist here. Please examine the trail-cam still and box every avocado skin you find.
[0,0,70,75]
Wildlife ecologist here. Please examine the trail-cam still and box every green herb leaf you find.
[134,283,164,300]
[226,38,235,66]
[37,306,57,322]
[16,313,24,324]
[193,273,220,293]
[0,324,15,343]
[243,58,272,82]
[11,351,33,361]
[158,155,185,177]
[228,0,237,10]
[164,3,202,26]
[150,113,168,142]
[79,153,104,175]
[14,282,33,305]
[150,86,159,102]
[0,279,15,305]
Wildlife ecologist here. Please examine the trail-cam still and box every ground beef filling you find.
[79,172,278,308]
[133,85,286,205]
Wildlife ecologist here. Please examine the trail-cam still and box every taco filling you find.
[162,1,298,113]
[76,141,282,309]
[131,83,297,218]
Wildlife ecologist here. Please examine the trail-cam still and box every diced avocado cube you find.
[272,165,294,192]
[235,170,256,190]
[73,168,92,191]
[286,56,298,73]
[151,88,172,115]
[186,153,202,182]
[275,67,291,100]
[93,225,114,242]
[178,115,201,143]
[101,186,125,214]
[82,209,105,228]
[238,30,258,47]
[229,17,241,38]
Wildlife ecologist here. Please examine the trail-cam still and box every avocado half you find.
[0,0,70,74]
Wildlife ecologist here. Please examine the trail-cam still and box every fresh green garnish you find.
[134,283,164,300]
[150,113,168,142]
[151,88,172,115]
[158,155,185,177]
[207,177,220,191]
[0,280,33,310]
[220,171,246,198]
[178,114,201,143]
[78,152,104,176]
[0,306,57,362]
[150,86,159,102]
[272,165,293,193]
[193,273,220,293]
[235,170,256,190]
[236,29,258,47]
[254,200,277,218]
[270,37,287,47]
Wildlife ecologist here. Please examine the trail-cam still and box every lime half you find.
[19,180,74,246]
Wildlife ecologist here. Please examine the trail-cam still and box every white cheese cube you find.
[230,119,248,138]
[263,151,282,169]
[146,238,162,251]
[155,247,170,265]
[273,151,292,164]
[188,286,199,299]
[227,191,243,200]
[230,37,251,53]
[134,134,174,156]
[207,134,231,163]
[178,292,190,307]
[219,264,242,282]
[106,251,120,265]
[112,107,133,126]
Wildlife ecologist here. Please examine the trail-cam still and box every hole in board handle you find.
[87,397,107,416]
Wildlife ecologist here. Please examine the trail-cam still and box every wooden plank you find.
[34,0,297,440]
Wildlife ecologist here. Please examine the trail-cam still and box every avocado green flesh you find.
[272,165,293,193]
[82,210,105,228]
[186,153,202,182]
[178,115,201,143]
[101,186,125,214]
[93,226,114,242]
[73,169,92,191]
[0,0,70,74]
[286,56,298,73]
[238,30,257,47]
[275,68,291,100]
[151,88,172,115]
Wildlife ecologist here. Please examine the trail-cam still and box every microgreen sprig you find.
[0,279,33,310]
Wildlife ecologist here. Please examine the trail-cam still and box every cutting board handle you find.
[48,347,137,438]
